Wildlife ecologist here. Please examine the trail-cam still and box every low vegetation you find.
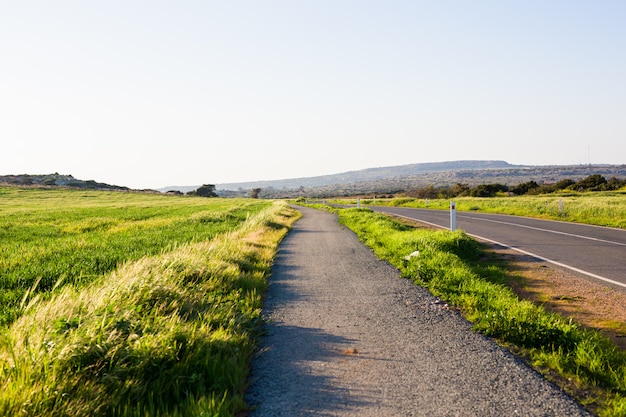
[0,187,298,416]
[336,207,626,416]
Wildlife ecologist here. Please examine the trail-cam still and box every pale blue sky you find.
[1,1,625,189]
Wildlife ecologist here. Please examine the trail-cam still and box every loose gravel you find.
[245,207,591,416]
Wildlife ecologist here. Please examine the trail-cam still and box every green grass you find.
[340,192,626,229]
[0,188,298,416]
[0,187,271,326]
[337,207,626,416]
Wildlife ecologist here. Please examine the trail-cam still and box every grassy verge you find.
[337,207,626,416]
[0,201,299,416]
[332,192,626,229]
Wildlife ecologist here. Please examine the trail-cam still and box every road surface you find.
[369,206,626,291]
[245,207,590,416]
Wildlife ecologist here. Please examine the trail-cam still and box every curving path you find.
[245,207,591,416]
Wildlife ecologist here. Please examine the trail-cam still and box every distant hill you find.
[284,163,626,199]
[0,173,131,191]
[205,161,626,199]
[219,160,516,190]
[5,161,624,198]
[161,160,519,194]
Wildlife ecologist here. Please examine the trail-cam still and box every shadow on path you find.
[247,322,380,416]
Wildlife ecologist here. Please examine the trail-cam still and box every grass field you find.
[0,187,298,416]
[0,187,273,326]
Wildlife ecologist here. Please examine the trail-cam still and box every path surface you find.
[245,207,591,416]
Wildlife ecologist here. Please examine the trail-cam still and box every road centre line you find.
[463,215,626,247]
[385,212,626,291]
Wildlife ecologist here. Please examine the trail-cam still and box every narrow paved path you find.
[245,207,590,416]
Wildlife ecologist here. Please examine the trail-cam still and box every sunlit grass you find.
[0,187,271,326]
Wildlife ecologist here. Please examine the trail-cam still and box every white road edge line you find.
[464,215,626,247]
[465,233,626,290]
[389,212,626,290]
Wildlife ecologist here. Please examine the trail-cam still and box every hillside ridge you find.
[215,162,626,198]
[161,160,626,197]
[162,160,518,193]
[0,173,131,191]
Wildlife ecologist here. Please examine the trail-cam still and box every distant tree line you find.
[406,174,626,199]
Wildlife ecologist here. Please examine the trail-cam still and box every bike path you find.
[245,207,590,416]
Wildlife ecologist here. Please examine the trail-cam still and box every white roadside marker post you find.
[450,201,457,231]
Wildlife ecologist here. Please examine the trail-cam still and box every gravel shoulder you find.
[245,207,591,416]
[491,246,626,351]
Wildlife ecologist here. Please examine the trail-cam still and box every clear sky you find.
[1,1,625,189]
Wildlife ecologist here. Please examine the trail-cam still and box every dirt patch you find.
[486,245,626,351]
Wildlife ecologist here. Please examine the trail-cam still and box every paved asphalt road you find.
[246,207,591,416]
[369,206,626,291]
